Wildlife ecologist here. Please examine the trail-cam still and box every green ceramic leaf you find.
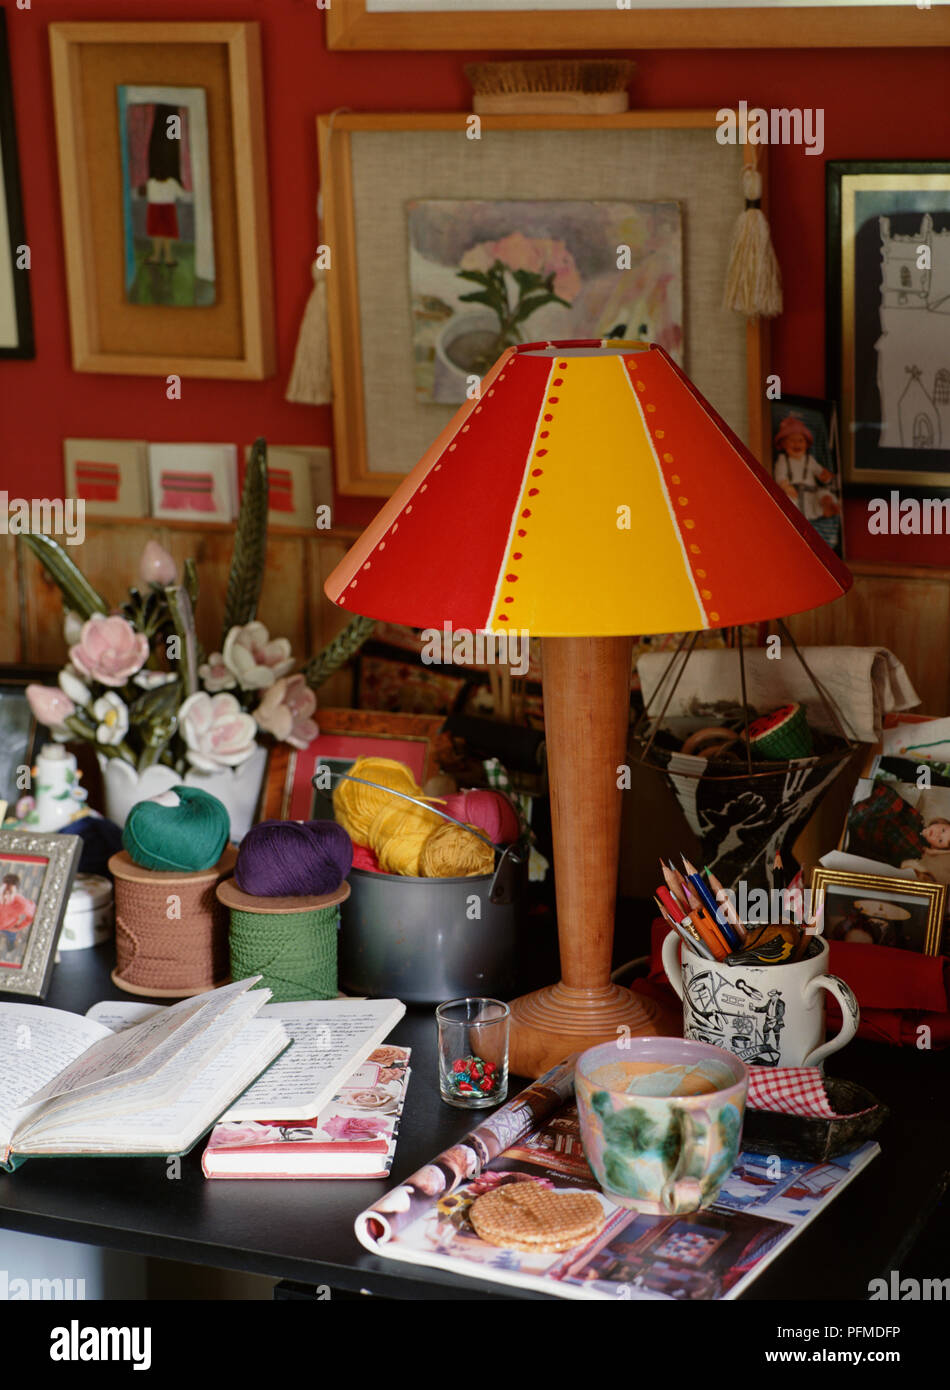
[602,1105,657,1155]
[21,534,109,620]
[590,1090,613,1121]
[603,1148,646,1198]
[221,439,269,645]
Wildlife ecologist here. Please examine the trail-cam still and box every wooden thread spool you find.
[216,878,351,1003]
[108,846,237,998]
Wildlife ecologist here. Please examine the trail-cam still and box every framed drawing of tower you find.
[828,161,950,491]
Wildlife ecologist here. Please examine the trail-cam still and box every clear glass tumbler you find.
[436,997,510,1109]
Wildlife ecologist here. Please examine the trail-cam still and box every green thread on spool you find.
[228,903,339,1002]
[123,785,230,872]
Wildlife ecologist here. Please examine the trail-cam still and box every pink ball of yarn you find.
[351,843,383,873]
[441,789,519,846]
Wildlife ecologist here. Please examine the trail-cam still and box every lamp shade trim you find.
[324,341,852,637]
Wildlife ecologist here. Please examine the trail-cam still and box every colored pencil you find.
[655,885,717,960]
[705,867,748,943]
[653,895,716,961]
[681,855,741,949]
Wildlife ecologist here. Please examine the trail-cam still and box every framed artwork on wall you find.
[148,443,237,522]
[0,9,34,359]
[327,0,950,51]
[827,161,950,492]
[64,439,150,519]
[243,445,334,529]
[319,110,771,497]
[49,22,275,379]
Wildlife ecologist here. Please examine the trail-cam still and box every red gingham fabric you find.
[746,1067,844,1118]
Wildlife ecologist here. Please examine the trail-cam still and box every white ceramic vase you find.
[98,744,268,842]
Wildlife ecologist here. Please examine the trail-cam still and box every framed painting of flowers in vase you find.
[319,110,771,496]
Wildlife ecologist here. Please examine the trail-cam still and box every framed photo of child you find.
[769,395,844,558]
[0,831,81,999]
[810,868,945,956]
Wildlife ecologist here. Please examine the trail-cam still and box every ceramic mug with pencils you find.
[662,932,860,1069]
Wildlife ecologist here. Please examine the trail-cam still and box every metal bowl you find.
[339,858,524,1005]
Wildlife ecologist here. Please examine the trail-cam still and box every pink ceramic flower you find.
[222,622,295,690]
[139,539,178,587]
[26,684,76,735]
[69,614,149,688]
[198,652,237,693]
[253,675,318,750]
[178,691,258,772]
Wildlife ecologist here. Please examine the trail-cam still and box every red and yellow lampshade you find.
[325,340,852,636]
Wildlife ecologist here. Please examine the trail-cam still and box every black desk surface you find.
[1,943,947,1302]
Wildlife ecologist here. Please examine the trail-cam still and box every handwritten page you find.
[85,1001,162,1033]
[20,993,267,1142]
[29,978,263,1106]
[220,998,405,1121]
[0,1005,111,1156]
[19,1020,289,1156]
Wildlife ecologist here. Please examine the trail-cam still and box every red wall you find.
[2,1,949,555]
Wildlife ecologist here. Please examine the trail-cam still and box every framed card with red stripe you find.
[148,443,237,523]
[64,439,149,518]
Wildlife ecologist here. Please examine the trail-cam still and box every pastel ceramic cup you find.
[662,931,859,1069]
[575,1037,748,1216]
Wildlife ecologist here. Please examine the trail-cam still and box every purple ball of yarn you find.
[235,820,353,897]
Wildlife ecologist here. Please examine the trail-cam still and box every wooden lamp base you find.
[508,634,680,1079]
[508,980,677,1078]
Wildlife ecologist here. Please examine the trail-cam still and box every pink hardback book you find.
[202,1047,411,1179]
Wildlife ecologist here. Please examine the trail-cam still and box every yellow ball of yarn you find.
[420,821,494,878]
[332,756,423,848]
[370,800,443,876]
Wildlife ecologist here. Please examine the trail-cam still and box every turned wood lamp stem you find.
[507,634,671,1077]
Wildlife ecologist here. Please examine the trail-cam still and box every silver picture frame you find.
[0,830,81,999]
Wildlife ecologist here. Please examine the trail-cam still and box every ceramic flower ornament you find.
[222,622,295,690]
[139,540,178,587]
[26,684,76,738]
[253,674,318,750]
[21,485,359,796]
[92,692,130,746]
[198,652,237,693]
[69,614,149,688]
[179,692,259,772]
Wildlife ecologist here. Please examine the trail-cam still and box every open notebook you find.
[0,977,288,1170]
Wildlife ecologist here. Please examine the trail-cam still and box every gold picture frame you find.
[327,0,950,51]
[810,867,946,957]
[320,110,771,498]
[49,22,275,379]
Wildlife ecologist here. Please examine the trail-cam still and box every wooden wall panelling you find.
[783,566,950,715]
[308,532,359,708]
[16,522,314,672]
[0,538,24,664]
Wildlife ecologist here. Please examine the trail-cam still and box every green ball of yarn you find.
[123,785,230,872]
